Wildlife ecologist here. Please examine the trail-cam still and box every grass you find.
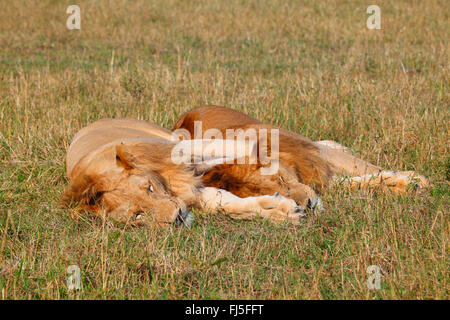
[0,0,448,299]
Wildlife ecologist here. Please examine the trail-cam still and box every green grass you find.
[0,0,448,299]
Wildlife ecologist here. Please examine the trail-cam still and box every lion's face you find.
[62,141,199,227]
[95,171,190,226]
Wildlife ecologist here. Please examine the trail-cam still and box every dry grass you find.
[0,0,448,299]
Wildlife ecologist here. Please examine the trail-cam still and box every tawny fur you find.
[61,106,429,227]
[62,118,307,226]
[173,105,429,201]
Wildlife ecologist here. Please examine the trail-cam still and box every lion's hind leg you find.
[315,140,429,193]
[336,170,429,194]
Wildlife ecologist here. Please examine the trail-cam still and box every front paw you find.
[257,194,307,224]
[282,187,324,214]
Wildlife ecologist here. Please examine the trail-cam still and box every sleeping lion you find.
[61,105,428,227]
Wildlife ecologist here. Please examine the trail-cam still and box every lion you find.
[61,118,306,227]
[61,106,428,227]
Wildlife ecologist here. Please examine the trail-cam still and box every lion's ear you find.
[115,144,136,170]
[60,181,105,211]
[59,173,100,206]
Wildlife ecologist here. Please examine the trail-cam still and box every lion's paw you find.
[257,194,307,224]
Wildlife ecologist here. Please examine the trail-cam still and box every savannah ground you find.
[0,0,448,299]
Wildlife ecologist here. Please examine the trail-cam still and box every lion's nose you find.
[175,208,194,228]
